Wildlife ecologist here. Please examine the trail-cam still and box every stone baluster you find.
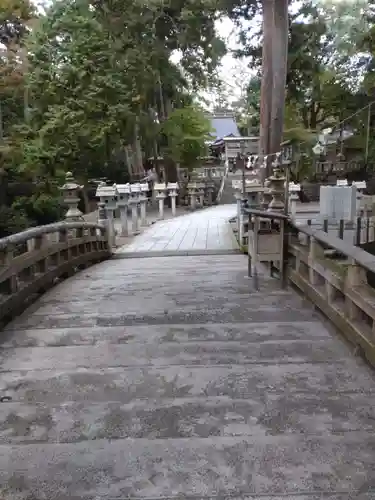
[154,183,167,219]
[167,182,179,217]
[60,171,84,221]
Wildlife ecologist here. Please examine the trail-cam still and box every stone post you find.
[206,181,215,205]
[60,171,84,220]
[116,184,131,236]
[95,183,118,247]
[187,181,197,210]
[129,183,141,234]
[139,182,149,226]
[154,182,167,219]
[167,182,179,217]
[234,190,242,238]
[197,182,205,207]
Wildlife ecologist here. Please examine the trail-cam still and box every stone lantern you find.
[95,183,118,247]
[288,182,301,219]
[129,183,141,233]
[116,183,131,236]
[196,181,205,207]
[60,172,83,220]
[139,182,149,225]
[267,157,286,213]
[205,180,215,206]
[167,182,179,216]
[154,182,167,219]
[187,181,198,210]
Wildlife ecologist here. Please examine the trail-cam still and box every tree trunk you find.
[270,0,289,159]
[259,0,274,180]
[81,185,90,214]
[133,117,143,180]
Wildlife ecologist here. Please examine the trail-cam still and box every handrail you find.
[291,223,375,275]
[0,221,111,326]
[287,220,375,367]
[244,207,375,365]
[244,208,289,221]
[0,221,104,250]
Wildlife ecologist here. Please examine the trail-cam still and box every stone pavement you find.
[116,204,239,257]
[1,253,375,498]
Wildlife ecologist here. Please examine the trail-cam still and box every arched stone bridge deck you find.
[1,206,375,498]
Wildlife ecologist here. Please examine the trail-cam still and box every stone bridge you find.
[0,203,375,499]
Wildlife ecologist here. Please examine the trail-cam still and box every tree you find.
[160,105,211,173]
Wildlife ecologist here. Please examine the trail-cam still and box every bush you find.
[0,205,31,238]
[12,193,63,227]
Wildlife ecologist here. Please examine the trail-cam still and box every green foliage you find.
[161,106,212,168]
[0,0,226,235]
[0,204,30,237]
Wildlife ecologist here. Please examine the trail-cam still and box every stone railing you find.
[246,207,375,367]
[0,221,110,325]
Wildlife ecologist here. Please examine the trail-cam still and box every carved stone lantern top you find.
[95,183,118,211]
[167,182,179,192]
[154,182,167,199]
[60,171,83,193]
[116,183,131,206]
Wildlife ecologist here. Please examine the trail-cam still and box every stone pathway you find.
[116,204,239,257]
[1,252,375,498]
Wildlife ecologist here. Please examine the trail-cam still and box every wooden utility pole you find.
[259,0,289,179]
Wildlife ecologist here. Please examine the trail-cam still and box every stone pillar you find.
[60,171,84,221]
[139,182,149,226]
[187,182,197,210]
[116,184,131,236]
[234,191,242,237]
[267,167,286,212]
[119,205,130,236]
[289,192,299,219]
[206,181,215,205]
[140,199,147,225]
[106,207,116,247]
[197,182,205,207]
[154,183,167,219]
[95,183,118,247]
[129,184,141,233]
[167,183,179,217]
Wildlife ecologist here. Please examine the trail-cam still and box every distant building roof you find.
[207,113,240,142]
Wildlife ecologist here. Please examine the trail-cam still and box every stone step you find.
[0,338,351,372]
[2,360,375,405]
[0,391,375,445]
[0,321,331,348]
[0,433,374,498]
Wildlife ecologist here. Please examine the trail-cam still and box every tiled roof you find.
[208,115,240,141]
